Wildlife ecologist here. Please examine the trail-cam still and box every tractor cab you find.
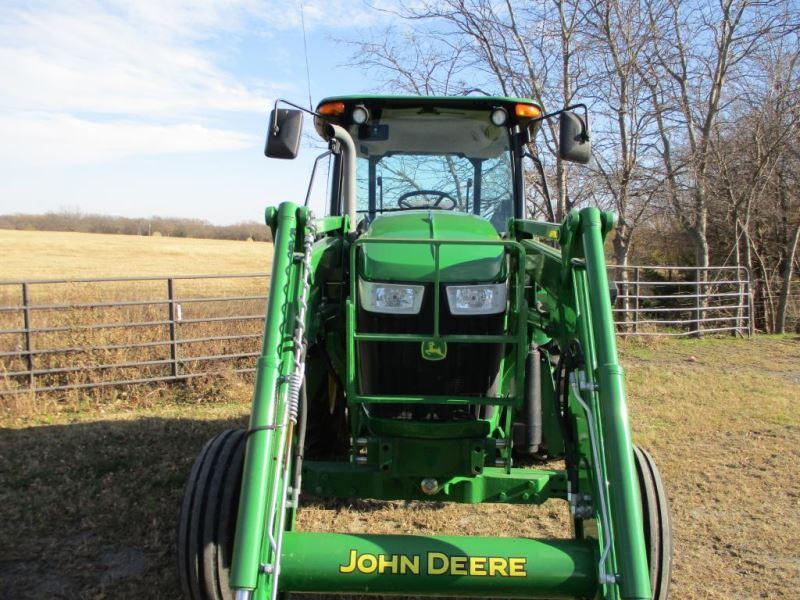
[313,95,543,231]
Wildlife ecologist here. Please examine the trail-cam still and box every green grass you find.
[1,335,798,599]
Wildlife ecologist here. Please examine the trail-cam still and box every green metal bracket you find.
[302,463,568,504]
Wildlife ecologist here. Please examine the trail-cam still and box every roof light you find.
[515,103,542,119]
[490,107,508,126]
[318,101,345,117]
[352,105,370,124]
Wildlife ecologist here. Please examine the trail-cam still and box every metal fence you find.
[0,266,761,396]
[0,273,270,395]
[608,265,752,337]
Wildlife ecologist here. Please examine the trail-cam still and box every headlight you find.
[446,283,507,315]
[359,279,425,314]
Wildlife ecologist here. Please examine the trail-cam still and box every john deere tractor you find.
[178,95,672,600]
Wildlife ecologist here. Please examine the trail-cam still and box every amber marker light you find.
[515,103,542,119]
[318,101,346,116]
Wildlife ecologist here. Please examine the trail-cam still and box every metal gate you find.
[609,265,752,337]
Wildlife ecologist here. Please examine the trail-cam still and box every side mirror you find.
[559,111,591,164]
[265,109,303,159]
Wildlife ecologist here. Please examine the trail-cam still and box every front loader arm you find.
[230,201,318,599]
[515,207,652,600]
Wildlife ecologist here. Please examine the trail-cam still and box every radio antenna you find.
[300,3,313,110]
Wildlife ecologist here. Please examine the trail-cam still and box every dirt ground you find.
[1,335,798,599]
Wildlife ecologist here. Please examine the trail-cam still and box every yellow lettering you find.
[400,555,420,575]
[450,556,468,576]
[489,557,508,577]
[508,557,527,577]
[378,554,399,574]
[469,556,487,576]
[339,549,358,573]
[357,553,377,574]
[428,552,449,575]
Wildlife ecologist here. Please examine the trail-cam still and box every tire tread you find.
[178,429,246,600]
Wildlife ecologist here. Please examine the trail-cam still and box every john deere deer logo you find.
[421,340,447,361]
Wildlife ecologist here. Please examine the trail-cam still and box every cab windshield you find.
[352,107,514,232]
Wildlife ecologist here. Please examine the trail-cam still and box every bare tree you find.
[356,0,593,220]
[344,0,800,333]
[641,0,796,329]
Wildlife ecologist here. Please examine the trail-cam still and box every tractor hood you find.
[359,211,505,283]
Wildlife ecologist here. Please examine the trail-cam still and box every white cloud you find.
[0,0,388,170]
[0,112,258,168]
[0,0,283,167]
[0,1,274,117]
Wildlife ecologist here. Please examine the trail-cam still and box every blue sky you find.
[0,0,391,224]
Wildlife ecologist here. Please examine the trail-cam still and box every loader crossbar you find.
[276,531,597,598]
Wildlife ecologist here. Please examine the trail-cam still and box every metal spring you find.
[286,216,316,425]
[287,370,304,422]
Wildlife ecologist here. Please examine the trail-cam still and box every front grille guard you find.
[346,237,528,410]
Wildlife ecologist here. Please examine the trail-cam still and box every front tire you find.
[177,429,246,600]
[634,445,673,600]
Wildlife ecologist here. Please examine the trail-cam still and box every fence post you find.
[747,268,755,338]
[694,268,702,337]
[167,278,179,378]
[21,283,33,388]
[633,267,640,334]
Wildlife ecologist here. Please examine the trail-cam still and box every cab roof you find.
[316,94,542,112]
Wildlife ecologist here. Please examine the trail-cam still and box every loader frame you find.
[222,201,653,600]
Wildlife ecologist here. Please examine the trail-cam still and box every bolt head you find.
[420,478,439,495]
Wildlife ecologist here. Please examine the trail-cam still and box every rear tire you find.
[634,445,673,600]
[178,429,246,600]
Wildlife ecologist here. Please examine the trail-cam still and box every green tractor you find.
[178,95,672,600]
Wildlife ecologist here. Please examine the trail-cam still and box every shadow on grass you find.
[0,416,513,600]
[0,415,247,599]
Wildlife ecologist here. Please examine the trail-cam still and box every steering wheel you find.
[397,190,457,210]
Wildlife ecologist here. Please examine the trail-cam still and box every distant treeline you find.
[0,212,272,242]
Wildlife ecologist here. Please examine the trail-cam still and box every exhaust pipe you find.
[324,123,357,232]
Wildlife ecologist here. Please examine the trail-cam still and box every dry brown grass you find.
[0,230,274,411]
[0,280,266,412]
[621,335,800,599]
[0,229,272,280]
[1,336,798,599]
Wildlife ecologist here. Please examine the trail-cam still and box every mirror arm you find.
[271,98,323,135]
[531,103,590,141]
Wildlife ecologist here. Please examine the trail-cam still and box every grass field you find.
[1,335,798,599]
[1,230,798,599]
[0,229,272,280]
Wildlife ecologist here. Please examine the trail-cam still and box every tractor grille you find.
[357,283,505,406]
